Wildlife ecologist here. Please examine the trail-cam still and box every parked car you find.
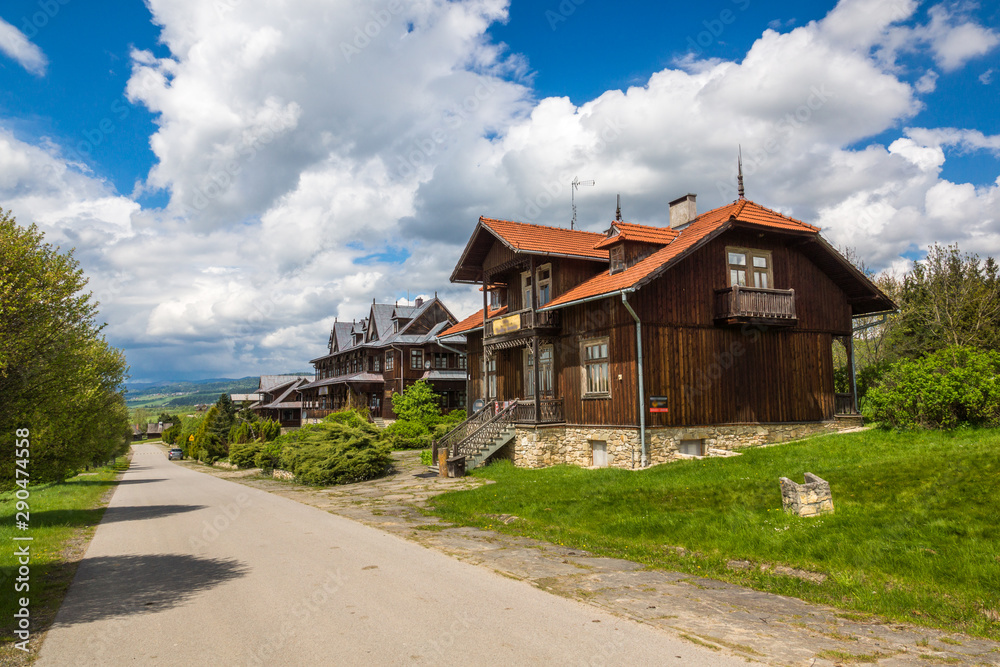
[168,448,184,460]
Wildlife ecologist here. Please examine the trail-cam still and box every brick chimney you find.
[414,297,424,307]
[669,194,697,228]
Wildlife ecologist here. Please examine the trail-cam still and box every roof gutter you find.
[620,288,647,468]
[537,289,624,313]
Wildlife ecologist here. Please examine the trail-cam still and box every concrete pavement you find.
[37,444,751,666]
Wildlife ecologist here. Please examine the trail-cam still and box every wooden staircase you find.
[432,400,520,474]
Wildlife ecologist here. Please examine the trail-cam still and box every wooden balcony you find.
[485,308,561,339]
[513,398,564,424]
[714,285,797,327]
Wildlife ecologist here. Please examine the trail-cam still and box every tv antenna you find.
[571,177,595,230]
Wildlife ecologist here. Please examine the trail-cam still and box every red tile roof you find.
[543,199,819,309]
[481,217,608,260]
[592,222,679,249]
[438,306,507,338]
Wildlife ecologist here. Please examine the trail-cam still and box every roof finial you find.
[615,194,622,221]
[737,146,745,200]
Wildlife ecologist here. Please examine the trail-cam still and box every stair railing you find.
[432,400,497,463]
[453,401,519,460]
[432,400,520,463]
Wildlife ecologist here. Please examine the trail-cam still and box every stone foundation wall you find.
[507,418,860,469]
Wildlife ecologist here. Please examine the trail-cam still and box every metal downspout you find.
[620,290,647,468]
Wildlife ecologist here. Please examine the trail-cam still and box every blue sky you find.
[0,0,997,382]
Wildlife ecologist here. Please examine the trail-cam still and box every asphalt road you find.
[37,444,751,666]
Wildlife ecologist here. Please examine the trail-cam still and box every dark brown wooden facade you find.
[449,203,894,432]
[299,298,468,422]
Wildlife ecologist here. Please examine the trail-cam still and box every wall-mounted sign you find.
[492,313,521,335]
[649,396,669,413]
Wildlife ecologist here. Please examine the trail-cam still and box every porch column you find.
[532,336,541,424]
[482,269,489,402]
[845,333,859,414]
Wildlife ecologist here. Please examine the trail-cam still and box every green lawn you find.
[429,428,1000,638]
[0,458,128,661]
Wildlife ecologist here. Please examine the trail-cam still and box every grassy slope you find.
[0,459,128,661]
[430,428,1000,638]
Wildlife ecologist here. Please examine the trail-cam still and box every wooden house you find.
[253,375,312,428]
[299,297,468,423]
[437,194,894,469]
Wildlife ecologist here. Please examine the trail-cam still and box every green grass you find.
[0,458,128,661]
[429,428,1000,638]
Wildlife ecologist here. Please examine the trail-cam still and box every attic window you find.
[610,245,625,274]
[727,247,772,289]
[489,288,502,310]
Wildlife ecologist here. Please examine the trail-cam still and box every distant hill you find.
[125,376,262,407]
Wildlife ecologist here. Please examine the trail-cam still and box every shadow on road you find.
[1,504,206,529]
[49,554,250,626]
[67,478,166,486]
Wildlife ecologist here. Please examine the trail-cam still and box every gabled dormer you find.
[593,221,678,275]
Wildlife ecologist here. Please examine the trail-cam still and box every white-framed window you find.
[536,263,552,307]
[610,245,625,274]
[582,337,610,397]
[385,351,394,371]
[727,247,772,289]
[521,270,532,309]
[374,357,381,372]
[489,287,502,310]
[486,357,497,399]
[524,345,554,398]
[411,349,423,369]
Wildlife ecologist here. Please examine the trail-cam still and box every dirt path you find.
[184,450,1000,666]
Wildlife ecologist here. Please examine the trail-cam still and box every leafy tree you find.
[0,210,131,486]
[888,244,1000,358]
[156,412,179,425]
[390,380,442,425]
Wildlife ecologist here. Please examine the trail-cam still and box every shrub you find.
[254,442,284,471]
[276,422,391,485]
[420,449,433,466]
[865,345,1000,429]
[162,423,182,444]
[323,408,378,435]
[229,440,263,468]
[390,380,441,424]
[381,420,432,450]
[259,418,281,442]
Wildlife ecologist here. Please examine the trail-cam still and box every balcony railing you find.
[834,393,858,416]
[485,308,561,338]
[513,398,564,424]
[714,285,797,325]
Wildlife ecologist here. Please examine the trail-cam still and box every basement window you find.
[679,439,705,456]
